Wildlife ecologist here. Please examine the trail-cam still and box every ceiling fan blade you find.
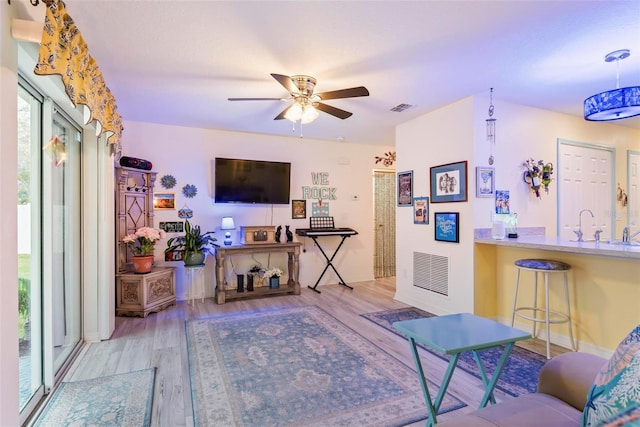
[271,73,298,94]
[228,97,287,101]
[274,105,293,120]
[315,102,353,119]
[315,86,369,101]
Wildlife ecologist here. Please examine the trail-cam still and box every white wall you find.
[121,120,394,299]
[395,97,477,316]
[396,94,640,318]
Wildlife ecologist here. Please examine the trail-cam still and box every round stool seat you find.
[515,259,571,271]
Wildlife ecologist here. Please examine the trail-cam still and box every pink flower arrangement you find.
[123,227,166,256]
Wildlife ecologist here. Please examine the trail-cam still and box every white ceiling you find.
[15,0,640,146]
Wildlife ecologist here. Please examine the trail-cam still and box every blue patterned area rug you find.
[361,307,547,397]
[33,368,156,426]
[186,305,466,427]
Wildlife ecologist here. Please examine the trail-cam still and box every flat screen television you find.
[214,157,291,204]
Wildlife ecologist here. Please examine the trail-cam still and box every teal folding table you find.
[393,313,531,426]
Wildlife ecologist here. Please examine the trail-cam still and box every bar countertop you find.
[475,228,640,261]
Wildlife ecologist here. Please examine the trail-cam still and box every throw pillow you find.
[582,325,640,426]
[600,402,640,427]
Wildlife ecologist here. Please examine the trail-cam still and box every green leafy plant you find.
[165,220,216,259]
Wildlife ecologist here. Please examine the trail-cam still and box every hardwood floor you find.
[64,278,564,426]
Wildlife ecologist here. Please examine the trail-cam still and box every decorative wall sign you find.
[476,166,495,198]
[413,197,429,224]
[397,170,413,206]
[430,161,467,203]
[302,172,337,200]
[159,221,184,233]
[153,193,176,210]
[312,199,330,217]
[165,250,184,262]
[178,205,193,219]
[434,212,459,243]
[182,184,198,198]
[160,174,176,189]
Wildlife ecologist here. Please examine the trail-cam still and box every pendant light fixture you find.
[584,49,640,121]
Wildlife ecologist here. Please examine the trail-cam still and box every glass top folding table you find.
[393,313,531,426]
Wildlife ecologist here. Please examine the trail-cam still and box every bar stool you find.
[511,258,576,359]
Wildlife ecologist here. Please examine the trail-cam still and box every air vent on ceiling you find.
[390,103,413,112]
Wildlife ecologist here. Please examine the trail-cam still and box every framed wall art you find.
[397,170,414,206]
[413,197,429,224]
[292,199,306,219]
[434,212,460,243]
[430,161,468,203]
[153,192,176,210]
[476,166,495,198]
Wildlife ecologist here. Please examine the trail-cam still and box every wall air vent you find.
[413,252,449,296]
[390,103,413,112]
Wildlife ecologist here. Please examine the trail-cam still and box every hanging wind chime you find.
[486,88,496,165]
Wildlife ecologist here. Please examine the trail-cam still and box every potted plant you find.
[123,226,166,273]
[165,220,216,266]
[263,267,283,289]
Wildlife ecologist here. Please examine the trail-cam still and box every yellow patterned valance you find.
[34,0,123,146]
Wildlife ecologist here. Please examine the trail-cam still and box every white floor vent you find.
[413,252,449,296]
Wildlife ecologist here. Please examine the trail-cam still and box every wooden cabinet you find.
[214,242,302,304]
[116,267,176,317]
[115,166,157,273]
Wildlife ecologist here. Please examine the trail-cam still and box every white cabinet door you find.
[558,140,614,240]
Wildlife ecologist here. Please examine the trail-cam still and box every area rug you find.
[186,305,466,427]
[33,368,156,427]
[361,308,547,397]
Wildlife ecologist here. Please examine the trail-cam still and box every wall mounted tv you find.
[214,157,291,204]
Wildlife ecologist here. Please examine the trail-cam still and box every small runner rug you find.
[33,368,156,427]
[186,305,466,427]
[361,307,547,397]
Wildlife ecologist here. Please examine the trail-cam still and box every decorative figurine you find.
[285,225,293,242]
[275,225,282,243]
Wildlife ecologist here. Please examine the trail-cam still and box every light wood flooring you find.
[63,278,567,427]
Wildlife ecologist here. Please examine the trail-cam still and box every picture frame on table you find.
[476,166,495,198]
[153,192,176,210]
[292,199,307,219]
[434,212,460,243]
[413,197,429,224]
[397,170,414,206]
[430,161,468,203]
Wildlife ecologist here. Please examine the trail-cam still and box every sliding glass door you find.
[18,80,84,422]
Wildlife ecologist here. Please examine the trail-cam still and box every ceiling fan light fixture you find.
[584,49,640,121]
[300,105,319,124]
[285,102,303,122]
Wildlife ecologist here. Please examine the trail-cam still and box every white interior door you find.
[558,139,614,240]
[628,150,640,229]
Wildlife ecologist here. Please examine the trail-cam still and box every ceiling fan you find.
[228,74,369,123]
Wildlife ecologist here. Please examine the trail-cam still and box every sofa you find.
[438,324,640,426]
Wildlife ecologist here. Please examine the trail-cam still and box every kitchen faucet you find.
[622,224,640,242]
[573,209,594,242]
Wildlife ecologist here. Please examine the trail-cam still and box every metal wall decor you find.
[160,174,176,189]
[486,88,497,165]
[374,151,396,167]
[182,184,198,198]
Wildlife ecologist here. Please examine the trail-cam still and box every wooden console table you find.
[214,242,302,304]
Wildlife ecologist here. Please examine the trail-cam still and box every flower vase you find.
[132,255,154,274]
[269,276,280,289]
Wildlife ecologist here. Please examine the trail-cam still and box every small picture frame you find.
[292,199,306,219]
[495,190,511,214]
[397,170,414,206]
[434,212,460,243]
[476,166,495,198]
[153,192,176,210]
[430,161,468,203]
[413,197,429,224]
